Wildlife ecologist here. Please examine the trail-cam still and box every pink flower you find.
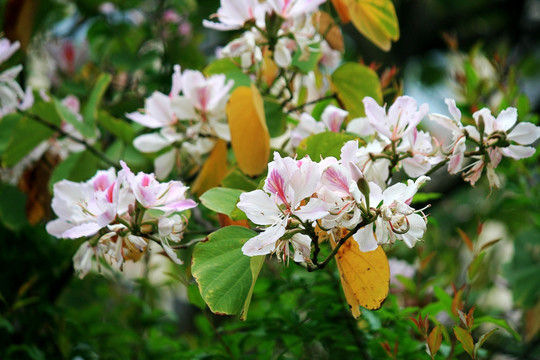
[237,153,328,262]
[364,96,429,142]
[354,176,430,251]
[267,0,326,19]
[46,168,121,239]
[429,99,479,174]
[203,0,268,31]
[120,161,196,213]
[474,107,540,165]
[0,38,20,64]
[127,91,177,129]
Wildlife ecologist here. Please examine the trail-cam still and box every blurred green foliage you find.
[1,0,540,359]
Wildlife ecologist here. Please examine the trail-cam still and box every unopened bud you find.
[140,224,153,234]
[476,114,485,135]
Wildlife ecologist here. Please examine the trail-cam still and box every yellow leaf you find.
[227,84,270,176]
[312,11,344,52]
[262,50,279,87]
[191,139,228,196]
[330,234,390,317]
[331,0,400,51]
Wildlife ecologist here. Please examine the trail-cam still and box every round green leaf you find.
[331,62,382,118]
[192,226,260,316]
[296,131,363,159]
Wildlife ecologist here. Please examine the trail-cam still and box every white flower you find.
[171,70,233,140]
[340,139,390,188]
[318,161,365,230]
[126,91,177,129]
[46,168,121,239]
[354,176,430,251]
[364,96,429,142]
[429,98,479,174]
[474,107,540,165]
[237,153,328,262]
[0,38,20,64]
[398,129,441,178]
[203,0,268,31]
[220,31,263,69]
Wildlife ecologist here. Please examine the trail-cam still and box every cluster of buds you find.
[127,65,233,179]
[46,161,196,278]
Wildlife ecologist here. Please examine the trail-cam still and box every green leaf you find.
[331,62,382,118]
[97,110,136,143]
[427,325,443,359]
[48,150,100,190]
[264,97,287,137]
[468,251,486,282]
[83,73,112,130]
[0,184,27,231]
[296,132,361,159]
[221,168,259,191]
[2,116,54,167]
[0,113,22,154]
[192,226,260,316]
[54,98,95,139]
[240,255,265,320]
[453,326,474,359]
[474,328,498,358]
[474,316,521,341]
[204,58,252,90]
[200,187,246,220]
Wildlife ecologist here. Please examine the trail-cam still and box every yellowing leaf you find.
[191,139,228,196]
[262,50,279,87]
[313,11,344,52]
[427,325,443,359]
[453,326,475,359]
[330,234,390,317]
[227,85,270,176]
[331,0,400,51]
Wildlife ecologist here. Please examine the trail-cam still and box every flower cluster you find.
[238,149,430,263]
[46,161,196,278]
[127,65,233,179]
[204,0,340,108]
[287,96,540,189]
[205,0,328,68]
[429,100,540,187]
